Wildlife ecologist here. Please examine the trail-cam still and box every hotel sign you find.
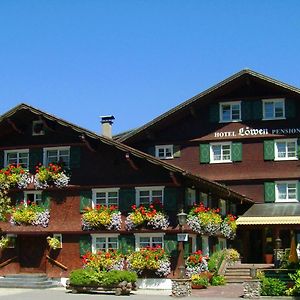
[214,127,300,138]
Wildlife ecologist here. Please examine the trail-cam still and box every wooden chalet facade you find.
[119,69,300,263]
[0,104,248,277]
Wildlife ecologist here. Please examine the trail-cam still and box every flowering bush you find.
[220,214,237,240]
[191,274,209,287]
[125,200,169,230]
[0,236,9,249]
[82,250,124,271]
[0,164,29,189]
[187,203,222,236]
[34,163,70,189]
[225,248,240,262]
[185,250,208,277]
[127,246,171,277]
[10,201,50,227]
[82,205,121,231]
[47,236,61,250]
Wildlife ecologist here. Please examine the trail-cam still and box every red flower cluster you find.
[193,202,220,214]
[131,200,163,217]
[186,250,209,266]
[35,162,63,174]
[225,214,237,223]
[0,164,25,175]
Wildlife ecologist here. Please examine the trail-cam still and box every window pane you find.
[95,237,106,251]
[212,145,221,161]
[277,184,287,200]
[231,104,240,120]
[221,105,231,121]
[276,142,286,158]
[287,142,296,158]
[107,237,118,250]
[140,237,150,248]
[107,192,118,205]
[152,237,163,248]
[165,148,172,157]
[274,101,284,118]
[222,145,231,160]
[264,102,274,118]
[287,184,297,200]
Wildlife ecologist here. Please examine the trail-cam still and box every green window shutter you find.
[264,182,275,203]
[232,142,242,162]
[264,140,275,160]
[80,191,92,212]
[173,145,181,158]
[286,99,296,119]
[41,192,51,210]
[12,192,24,206]
[199,144,210,164]
[242,101,252,121]
[29,148,43,173]
[70,146,81,169]
[79,235,92,256]
[119,188,135,212]
[209,104,219,123]
[118,235,135,255]
[147,146,155,156]
[164,234,178,258]
[164,187,180,212]
[0,151,4,168]
[252,100,263,120]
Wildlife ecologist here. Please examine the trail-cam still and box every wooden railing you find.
[0,256,17,268]
[46,255,68,271]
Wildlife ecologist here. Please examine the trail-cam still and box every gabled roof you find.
[118,69,300,143]
[0,103,253,203]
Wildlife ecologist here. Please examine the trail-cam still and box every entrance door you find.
[249,230,263,263]
[19,236,46,272]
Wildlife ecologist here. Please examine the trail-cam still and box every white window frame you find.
[4,149,29,169]
[275,181,298,203]
[155,145,174,159]
[275,139,298,161]
[135,186,164,206]
[43,146,70,167]
[262,98,285,120]
[210,142,232,163]
[134,233,165,251]
[53,233,63,249]
[219,101,241,123]
[92,188,119,207]
[91,233,119,253]
[24,191,42,206]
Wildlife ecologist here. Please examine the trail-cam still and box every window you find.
[135,186,164,206]
[202,236,209,256]
[275,181,298,202]
[91,234,119,253]
[186,188,196,206]
[92,188,119,207]
[155,145,173,159]
[4,149,29,169]
[275,139,297,161]
[200,192,209,207]
[135,233,164,250]
[210,142,231,163]
[43,147,70,167]
[263,99,285,120]
[219,101,241,122]
[24,191,42,206]
[219,199,226,216]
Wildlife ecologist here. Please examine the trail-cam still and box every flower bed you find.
[125,200,169,230]
[220,214,237,240]
[186,250,208,277]
[34,163,70,189]
[82,250,125,271]
[187,203,222,236]
[82,205,121,231]
[10,202,50,227]
[127,246,171,277]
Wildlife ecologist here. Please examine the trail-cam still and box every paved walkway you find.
[191,283,244,298]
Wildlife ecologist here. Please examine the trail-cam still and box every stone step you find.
[225,271,251,276]
[226,277,252,283]
[0,281,58,289]
[5,273,47,279]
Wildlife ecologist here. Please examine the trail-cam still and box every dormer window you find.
[263,98,285,120]
[155,145,173,159]
[219,101,241,122]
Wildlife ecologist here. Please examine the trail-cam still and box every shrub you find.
[101,270,137,287]
[287,269,300,296]
[185,250,208,277]
[225,248,240,262]
[211,275,226,286]
[260,276,287,296]
[208,250,225,273]
[69,268,102,286]
[191,274,209,287]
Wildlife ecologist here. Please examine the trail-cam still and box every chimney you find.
[100,115,115,138]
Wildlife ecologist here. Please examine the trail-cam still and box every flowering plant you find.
[82,205,121,231]
[47,236,61,250]
[127,246,171,277]
[0,164,29,189]
[10,201,50,227]
[220,214,237,240]
[191,274,209,287]
[187,203,222,236]
[0,236,9,249]
[82,250,124,271]
[125,200,169,230]
[34,163,70,189]
[186,250,208,277]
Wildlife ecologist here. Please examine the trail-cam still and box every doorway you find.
[19,236,47,272]
[248,229,263,263]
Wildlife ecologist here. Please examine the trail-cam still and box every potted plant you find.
[125,200,169,230]
[220,214,237,240]
[81,205,121,231]
[264,243,273,264]
[191,274,209,289]
[0,164,29,189]
[186,250,209,277]
[47,236,61,250]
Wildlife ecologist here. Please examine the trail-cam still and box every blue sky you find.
[1,0,300,134]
